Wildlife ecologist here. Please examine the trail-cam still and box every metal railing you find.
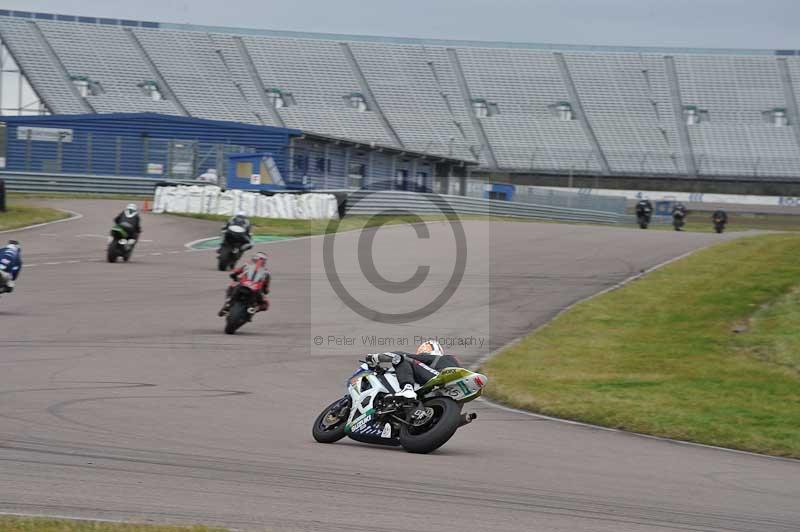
[0,171,196,195]
[341,190,633,224]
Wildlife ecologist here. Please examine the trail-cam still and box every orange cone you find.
[143,199,150,212]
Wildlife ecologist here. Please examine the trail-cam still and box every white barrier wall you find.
[152,186,339,220]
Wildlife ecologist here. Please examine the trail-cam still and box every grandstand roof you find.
[0,9,795,57]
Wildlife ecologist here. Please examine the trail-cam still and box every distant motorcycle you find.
[672,208,687,231]
[107,221,137,262]
[711,211,728,233]
[312,356,487,454]
[637,205,653,229]
[222,283,260,334]
[217,225,251,271]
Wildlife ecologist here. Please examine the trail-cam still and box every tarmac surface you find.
[1,200,798,532]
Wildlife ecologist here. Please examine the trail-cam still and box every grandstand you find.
[1,9,800,182]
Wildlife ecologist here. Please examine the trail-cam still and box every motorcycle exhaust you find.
[459,412,477,427]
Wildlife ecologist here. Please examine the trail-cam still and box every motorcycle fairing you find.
[417,367,487,403]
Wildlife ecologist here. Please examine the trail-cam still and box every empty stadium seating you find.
[2,11,800,179]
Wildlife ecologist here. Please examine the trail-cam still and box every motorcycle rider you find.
[635,198,653,218]
[712,209,728,226]
[218,251,270,316]
[365,340,461,400]
[672,202,688,230]
[0,240,22,293]
[114,203,142,240]
[218,210,253,254]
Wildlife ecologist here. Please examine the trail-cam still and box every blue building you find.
[0,113,472,192]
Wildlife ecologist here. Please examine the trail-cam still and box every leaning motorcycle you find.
[217,225,251,271]
[312,360,487,454]
[713,215,726,234]
[222,283,260,334]
[107,221,137,262]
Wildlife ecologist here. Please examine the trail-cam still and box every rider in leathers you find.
[365,340,460,400]
[218,252,270,316]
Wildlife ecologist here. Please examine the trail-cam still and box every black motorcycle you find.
[672,209,687,231]
[223,284,259,334]
[107,221,137,263]
[636,206,653,229]
[713,212,727,234]
[217,225,251,271]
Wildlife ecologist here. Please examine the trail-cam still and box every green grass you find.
[481,234,800,458]
[0,203,69,231]
[0,516,228,532]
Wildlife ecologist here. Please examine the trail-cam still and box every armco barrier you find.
[0,171,196,195]
[341,190,634,224]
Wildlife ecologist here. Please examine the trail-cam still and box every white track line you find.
[0,209,83,234]
[470,244,800,464]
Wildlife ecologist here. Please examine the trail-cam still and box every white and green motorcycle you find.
[312,357,487,454]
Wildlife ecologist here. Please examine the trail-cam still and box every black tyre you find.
[639,222,648,229]
[715,226,724,234]
[107,243,117,263]
[399,397,462,454]
[224,301,249,334]
[312,397,351,444]
[218,248,232,271]
[123,247,132,262]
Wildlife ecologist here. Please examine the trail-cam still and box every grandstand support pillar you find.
[234,36,285,128]
[339,43,404,148]
[323,145,330,188]
[664,56,697,178]
[446,48,498,169]
[124,28,190,117]
[553,52,610,175]
[777,58,800,153]
[27,21,94,114]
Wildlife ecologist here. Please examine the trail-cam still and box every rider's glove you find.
[365,353,401,370]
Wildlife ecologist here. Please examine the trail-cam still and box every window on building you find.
[345,92,369,112]
[683,105,709,125]
[70,75,103,97]
[549,101,575,121]
[471,98,499,118]
[267,88,295,108]
[763,107,789,127]
[315,157,331,173]
[138,80,164,101]
[292,154,308,174]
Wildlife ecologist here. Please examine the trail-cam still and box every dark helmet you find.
[7,239,20,251]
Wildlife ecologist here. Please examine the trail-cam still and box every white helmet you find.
[235,210,247,218]
[417,339,444,356]
[124,203,138,217]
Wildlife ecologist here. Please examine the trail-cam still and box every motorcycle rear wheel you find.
[218,248,232,271]
[312,397,351,444]
[399,397,462,454]
[107,243,117,263]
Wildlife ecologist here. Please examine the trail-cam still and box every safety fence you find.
[153,185,339,220]
[0,171,195,195]
[339,190,634,224]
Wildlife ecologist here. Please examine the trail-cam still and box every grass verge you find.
[481,234,800,458]
[0,516,227,532]
[0,204,70,231]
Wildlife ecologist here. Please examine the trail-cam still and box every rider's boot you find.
[393,384,417,400]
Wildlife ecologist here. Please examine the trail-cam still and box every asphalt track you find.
[1,200,798,532]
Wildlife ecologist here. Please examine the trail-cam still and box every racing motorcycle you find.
[312,358,487,454]
[107,221,137,263]
[713,213,727,234]
[0,268,13,298]
[672,208,687,231]
[217,225,251,271]
[636,205,653,229]
[222,283,260,334]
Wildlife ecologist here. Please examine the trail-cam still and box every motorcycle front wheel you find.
[224,301,249,334]
[399,397,462,454]
[312,397,351,444]
[107,242,118,263]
